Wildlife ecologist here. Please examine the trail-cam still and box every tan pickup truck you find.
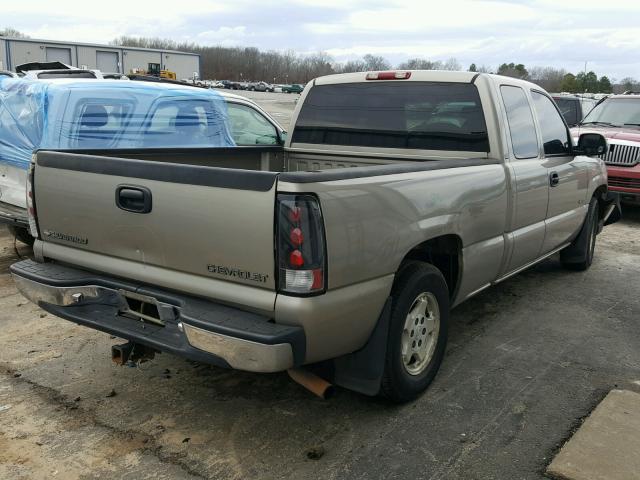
[11,70,619,402]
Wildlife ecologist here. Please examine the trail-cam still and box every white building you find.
[0,36,200,80]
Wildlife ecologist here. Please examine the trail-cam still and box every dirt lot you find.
[1,91,639,479]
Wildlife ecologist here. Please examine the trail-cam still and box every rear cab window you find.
[292,82,490,152]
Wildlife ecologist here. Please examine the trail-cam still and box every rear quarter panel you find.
[278,162,508,299]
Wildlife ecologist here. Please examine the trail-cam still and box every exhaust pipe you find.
[288,368,335,399]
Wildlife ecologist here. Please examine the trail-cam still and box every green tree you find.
[468,63,477,72]
[598,76,612,93]
[498,62,528,79]
[560,73,578,93]
[576,71,598,92]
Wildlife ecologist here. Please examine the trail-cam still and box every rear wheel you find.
[561,197,599,271]
[381,262,449,403]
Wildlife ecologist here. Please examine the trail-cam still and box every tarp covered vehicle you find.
[0,78,284,242]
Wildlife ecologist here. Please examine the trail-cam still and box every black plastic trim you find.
[279,157,500,183]
[36,150,279,192]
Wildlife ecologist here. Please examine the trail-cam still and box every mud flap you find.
[602,191,622,229]
[331,297,392,396]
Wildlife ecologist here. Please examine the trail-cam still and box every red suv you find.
[571,93,640,203]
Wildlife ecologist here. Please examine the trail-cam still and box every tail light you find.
[277,194,326,295]
[26,160,39,238]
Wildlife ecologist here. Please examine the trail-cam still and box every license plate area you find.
[118,289,166,326]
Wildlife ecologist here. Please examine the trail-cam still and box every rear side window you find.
[500,86,538,159]
[292,82,489,152]
[531,91,570,155]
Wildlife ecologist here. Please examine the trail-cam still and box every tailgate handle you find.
[116,185,152,214]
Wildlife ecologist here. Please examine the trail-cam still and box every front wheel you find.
[381,262,449,403]
[561,197,599,271]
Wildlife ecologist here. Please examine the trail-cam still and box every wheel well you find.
[399,235,462,300]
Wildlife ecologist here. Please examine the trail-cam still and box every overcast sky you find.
[2,0,639,79]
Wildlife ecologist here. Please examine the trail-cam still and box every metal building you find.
[0,36,200,80]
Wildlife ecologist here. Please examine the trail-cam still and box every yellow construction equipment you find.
[159,70,176,80]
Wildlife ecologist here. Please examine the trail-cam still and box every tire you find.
[8,225,34,247]
[380,262,449,403]
[561,197,599,271]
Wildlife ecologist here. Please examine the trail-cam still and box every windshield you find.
[581,98,640,127]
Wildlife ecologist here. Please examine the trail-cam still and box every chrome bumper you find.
[12,269,299,373]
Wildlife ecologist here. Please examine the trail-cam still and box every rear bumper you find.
[10,259,305,373]
[0,201,28,228]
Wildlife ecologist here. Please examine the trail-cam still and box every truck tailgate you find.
[33,151,279,307]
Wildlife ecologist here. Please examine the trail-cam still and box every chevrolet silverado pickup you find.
[11,70,619,402]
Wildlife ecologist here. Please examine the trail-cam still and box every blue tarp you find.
[0,78,236,170]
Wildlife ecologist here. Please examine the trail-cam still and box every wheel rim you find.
[401,292,440,376]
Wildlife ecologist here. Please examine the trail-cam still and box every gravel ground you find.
[0,92,638,479]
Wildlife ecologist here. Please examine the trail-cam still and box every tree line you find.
[1,28,638,93]
[111,36,638,93]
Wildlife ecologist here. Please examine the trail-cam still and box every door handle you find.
[116,185,152,213]
[549,171,560,187]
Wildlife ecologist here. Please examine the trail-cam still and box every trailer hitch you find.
[111,341,157,366]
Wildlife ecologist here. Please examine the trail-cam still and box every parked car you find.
[227,81,248,90]
[0,77,285,244]
[10,70,618,403]
[281,83,304,93]
[552,94,598,127]
[571,92,640,203]
[250,81,275,92]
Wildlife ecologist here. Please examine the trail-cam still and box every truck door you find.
[500,85,548,273]
[530,90,589,253]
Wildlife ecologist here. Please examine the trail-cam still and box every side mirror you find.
[576,133,608,157]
